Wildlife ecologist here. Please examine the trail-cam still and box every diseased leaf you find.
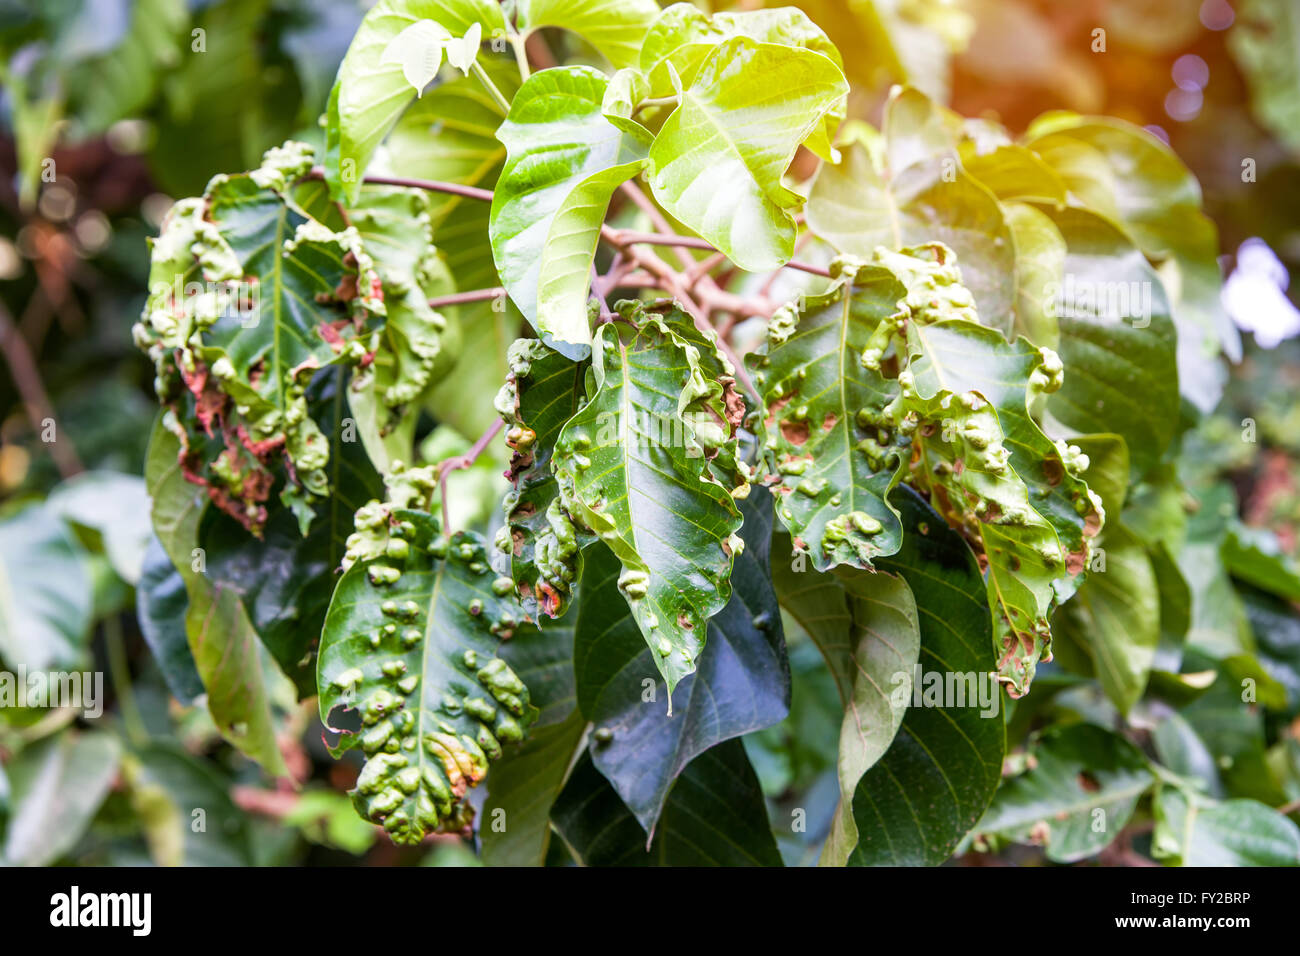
[553,306,747,696]
[198,370,383,696]
[975,723,1153,863]
[648,36,847,272]
[134,141,382,534]
[319,499,536,844]
[495,340,589,620]
[845,487,1005,866]
[574,493,788,834]
[551,741,782,866]
[323,0,507,205]
[490,65,651,356]
[146,418,291,777]
[747,260,907,571]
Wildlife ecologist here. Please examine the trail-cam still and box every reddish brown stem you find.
[0,301,82,477]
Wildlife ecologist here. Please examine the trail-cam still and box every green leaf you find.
[960,143,1068,205]
[1003,201,1065,348]
[480,608,582,866]
[47,471,152,586]
[1224,526,1300,603]
[551,741,782,865]
[806,111,1017,333]
[323,0,507,205]
[1228,0,1300,155]
[647,36,847,272]
[318,508,536,844]
[1153,789,1300,866]
[573,493,789,834]
[517,0,661,69]
[1,730,120,866]
[1034,205,1181,481]
[135,141,382,534]
[844,487,1005,866]
[553,307,746,696]
[638,3,846,159]
[1054,525,1159,715]
[746,261,907,571]
[489,65,651,356]
[146,419,291,777]
[975,723,1153,863]
[496,340,588,620]
[770,533,919,861]
[0,503,92,671]
[1027,116,1238,410]
[136,536,204,704]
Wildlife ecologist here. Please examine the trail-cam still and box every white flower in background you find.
[1222,237,1300,348]
[382,21,481,96]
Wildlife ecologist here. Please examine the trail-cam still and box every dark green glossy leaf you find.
[845,487,1005,866]
[136,535,204,704]
[574,493,788,834]
[551,741,782,866]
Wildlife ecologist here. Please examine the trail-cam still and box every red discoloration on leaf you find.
[822,412,838,431]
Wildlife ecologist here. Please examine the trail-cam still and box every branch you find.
[436,418,505,536]
[427,287,505,309]
[0,300,82,477]
[305,166,493,204]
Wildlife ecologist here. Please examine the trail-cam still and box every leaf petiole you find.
[471,59,513,114]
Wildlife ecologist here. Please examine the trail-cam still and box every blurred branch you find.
[0,299,83,477]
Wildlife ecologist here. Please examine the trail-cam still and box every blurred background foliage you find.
[1,0,1298,866]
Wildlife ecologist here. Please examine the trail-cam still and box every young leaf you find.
[318,505,536,844]
[516,0,661,70]
[746,260,906,571]
[489,65,652,356]
[495,339,588,620]
[573,493,788,835]
[647,36,848,272]
[551,742,782,866]
[843,487,1005,866]
[553,307,746,696]
[323,0,506,204]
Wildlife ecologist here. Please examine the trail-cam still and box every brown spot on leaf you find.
[822,412,838,432]
[780,420,810,445]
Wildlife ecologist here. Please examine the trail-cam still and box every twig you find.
[470,60,513,113]
[305,166,493,204]
[436,418,505,536]
[0,300,82,477]
[427,287,505,309]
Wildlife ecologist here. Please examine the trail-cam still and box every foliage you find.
[2,0,1299,868]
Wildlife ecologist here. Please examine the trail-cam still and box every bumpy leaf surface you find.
[319,508,535,844]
